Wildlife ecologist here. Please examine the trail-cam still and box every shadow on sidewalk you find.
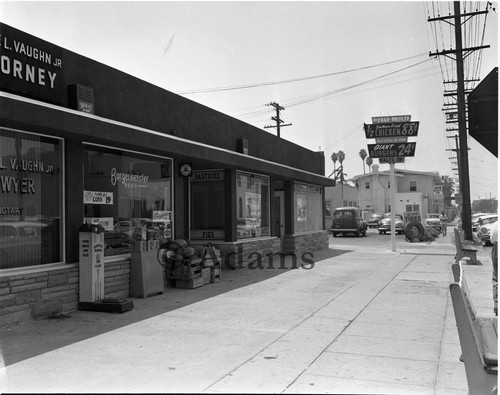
[0,247,351,367]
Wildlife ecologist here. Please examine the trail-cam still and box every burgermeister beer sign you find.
[0,23,64,104]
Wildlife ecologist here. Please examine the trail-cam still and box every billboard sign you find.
[367,142,416,158]
[379,157,405,164]
[372,115,411,124]
[364,122,419,139]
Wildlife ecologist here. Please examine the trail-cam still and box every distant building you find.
[351,164,443,217]
[324,183,359,224]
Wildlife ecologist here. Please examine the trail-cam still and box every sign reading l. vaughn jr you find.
[0,23,64,104]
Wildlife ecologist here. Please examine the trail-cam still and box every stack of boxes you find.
[162,241,222,289]
[134,226,161,252]
[202,245,221,283]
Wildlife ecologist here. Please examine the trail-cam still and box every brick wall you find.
[191,238,282,270]
[283,230,329,254]
[0,259,132,325]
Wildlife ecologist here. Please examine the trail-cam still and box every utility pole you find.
[428,2,490,240]
[264,101,292,138]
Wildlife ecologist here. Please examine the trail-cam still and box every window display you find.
[0,128,63,269]
[294,183,323,233]
[236,172,269,239]
[83,145,173,256]
[190,170,225,240]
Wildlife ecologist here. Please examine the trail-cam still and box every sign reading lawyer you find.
[0,23,64,104]
[367,142,417,158]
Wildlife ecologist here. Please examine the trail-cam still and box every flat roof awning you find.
[1,92,336,187]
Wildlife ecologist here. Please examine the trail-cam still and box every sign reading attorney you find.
[0,23,64,104]
[367,142,416,158]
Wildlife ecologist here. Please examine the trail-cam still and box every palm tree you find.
[337,150,346,201]
[359,148,367,174]
[331,152,338,172]
[366,157,373,172]
[338,150,345,168]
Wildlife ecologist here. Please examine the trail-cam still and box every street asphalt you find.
[0,227,496,394]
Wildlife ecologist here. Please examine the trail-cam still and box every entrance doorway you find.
[273,191,285,250]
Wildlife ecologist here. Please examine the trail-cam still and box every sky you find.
[1,0,498,199]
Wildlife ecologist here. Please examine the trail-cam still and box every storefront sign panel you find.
[0,23,65,104]
[190,229,225,240]
[192,170,224,182]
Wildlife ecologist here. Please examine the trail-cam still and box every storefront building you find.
[0,23,334,323]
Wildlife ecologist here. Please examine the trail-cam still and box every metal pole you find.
[454,1,473,240]
[390,163,396,251]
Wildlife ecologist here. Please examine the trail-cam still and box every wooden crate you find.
[201,268,211,284]
[175,276,204,289]
[211,263,221,283]
[169,257,202,279]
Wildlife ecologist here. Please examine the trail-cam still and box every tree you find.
[440,175,455,207]
[337,150,345,183]
[359,148,367,174]
[331,152,338,172]
[366,157,373,172]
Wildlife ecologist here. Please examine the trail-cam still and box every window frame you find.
[83,142,174,256]
[0,127,65,269]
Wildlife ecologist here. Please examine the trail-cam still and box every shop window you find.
[405,204,420,212]
[236,172,269,239]
[0,128,63,269]
[294,183,323,233]
[324,201,331,217]
[410,180,417,191]
[83,145,173,256]
[190,170,225,240]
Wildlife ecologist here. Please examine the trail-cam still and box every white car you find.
[425,215,442,233]
[476,214,498,246]
[0,221,48,268]
[472,213,489,232]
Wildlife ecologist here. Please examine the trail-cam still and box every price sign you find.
[367,142,416,158]
[364,122,419,139]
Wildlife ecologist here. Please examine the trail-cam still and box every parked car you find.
[0,221,48,268]
[425,214,442,233]
[330,207,367,237]
[378,213,404,235]
[472,213,489,232]
[476,214,498,246]
[367,214,383,228]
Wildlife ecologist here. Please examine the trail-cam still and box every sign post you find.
[365,116,419,252]
[390,164,396,251]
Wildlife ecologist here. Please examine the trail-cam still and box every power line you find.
[175,52,429,95]
[235,58,433,120]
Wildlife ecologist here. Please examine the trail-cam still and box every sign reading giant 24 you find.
[367,142,417,158]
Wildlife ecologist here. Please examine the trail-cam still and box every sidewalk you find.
[0,230,495,394]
